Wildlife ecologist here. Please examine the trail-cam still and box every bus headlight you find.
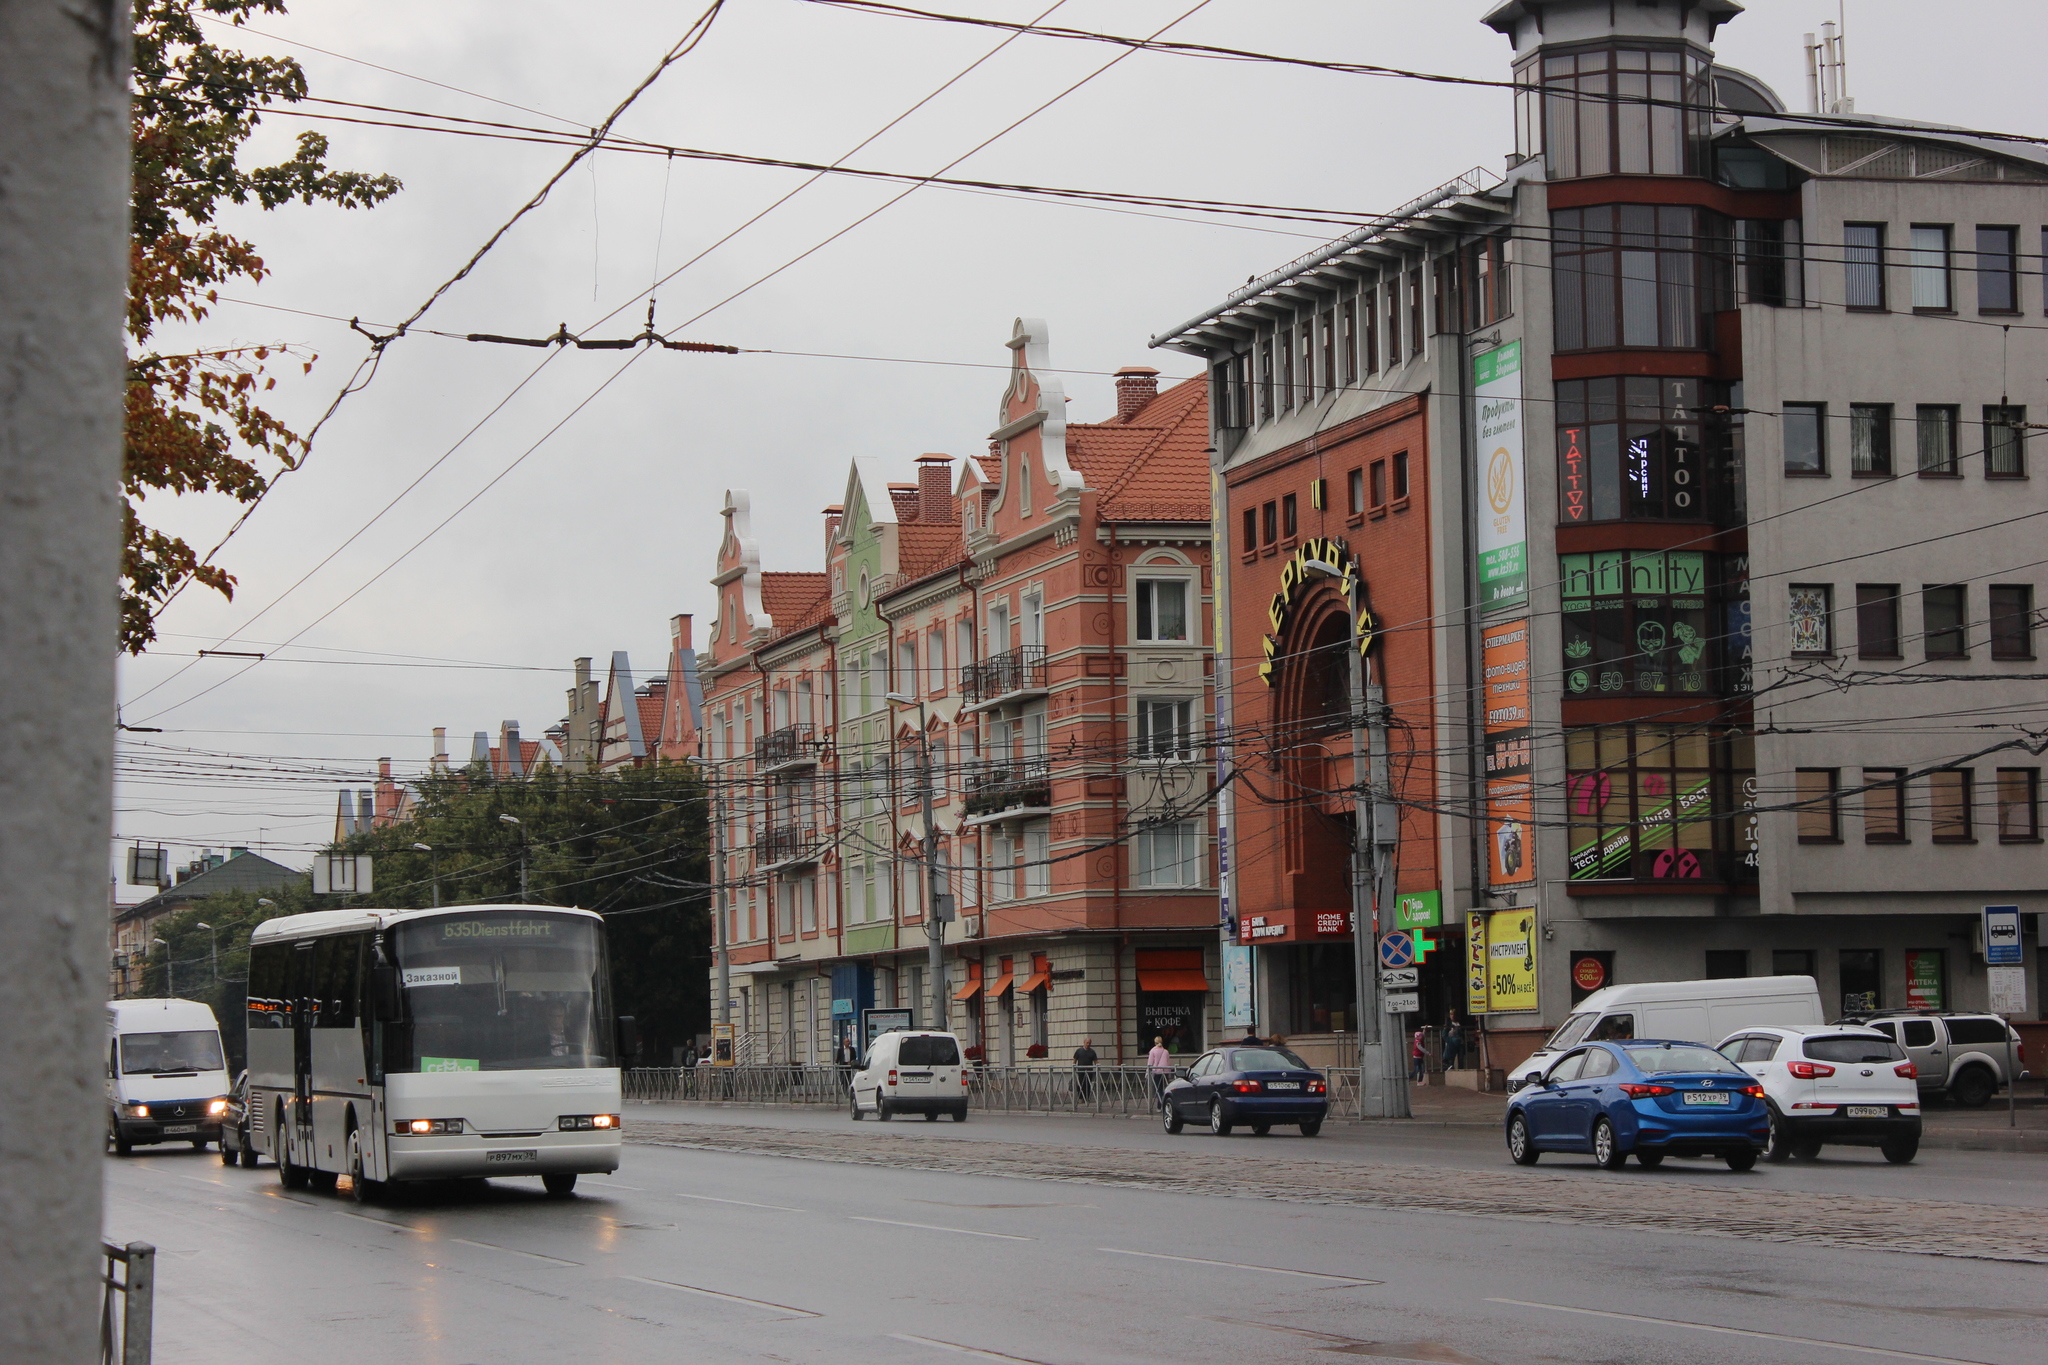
[558,1114,620,1131]
[394,1118,463,1135]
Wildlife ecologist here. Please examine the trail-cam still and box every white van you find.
[1506,975,1823,1091]
[849,1030,969,1122]
[107,999,232,1154]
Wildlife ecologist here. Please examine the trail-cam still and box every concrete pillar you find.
[0,2,132,1360]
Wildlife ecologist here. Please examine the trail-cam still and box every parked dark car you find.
[217,1070,260,1168]
[1160,1045,1329,1137]
[1506,1040,1768,1171]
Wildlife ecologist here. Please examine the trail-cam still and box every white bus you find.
[246,903,632,1199]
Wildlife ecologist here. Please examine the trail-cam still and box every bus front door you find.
[288,941,315,1164]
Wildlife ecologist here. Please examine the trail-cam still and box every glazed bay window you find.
[1557,376,1733,524]
[1916,405,1959,475]
[1560,549,1715,697]
[1908,225,1952,310]
[1137,698,1195,760]
[1930,769,1974,843]
[1850,403,1893,475]
[1565,725,1755,883]
[1552,205,1731,352]
[1996,768,2041,841]
[1796,769,1841,843]
[1135,820,1201,888]
[1528,46,1711,180]
[1135,578,1190,643]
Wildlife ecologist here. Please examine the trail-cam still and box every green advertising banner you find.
[1472,341,1527,614]
[1395,891,1442,930]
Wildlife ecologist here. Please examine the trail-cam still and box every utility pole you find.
[499,814,527,902]
[413,843,440,907]
[154,940,174,1000]
[0,4,129,1357]
[888,693,950,1031]
[194,922,218,988]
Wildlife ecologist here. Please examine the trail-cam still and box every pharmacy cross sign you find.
[1378,931,1415,969]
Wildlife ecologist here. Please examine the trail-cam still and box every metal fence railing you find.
[100,1240,154,1365]
[625,1064,1367,1119]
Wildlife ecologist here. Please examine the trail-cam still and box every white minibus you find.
[246,903,633,1199]
[106,998,231,1154]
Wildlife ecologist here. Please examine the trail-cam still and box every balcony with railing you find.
[961,645,1047,709]
[756,824,818,869]
[962,761,1052,822]
[754,722,818,774]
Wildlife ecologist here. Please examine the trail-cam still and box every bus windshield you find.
[390,912,614,1073]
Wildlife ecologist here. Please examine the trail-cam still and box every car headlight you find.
[207,1097,230,1116]
[125,1103,150,1118]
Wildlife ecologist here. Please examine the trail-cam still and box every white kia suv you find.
[1717,1025,1921,1164]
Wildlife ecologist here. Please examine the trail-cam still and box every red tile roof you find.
[761,572,828,630]
[897,521,965,580]
[1068,375,1211,522]
[637,684,665,746]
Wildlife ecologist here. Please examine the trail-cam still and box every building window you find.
[1704,949,1749,979]
[1788,584,1833,655]
[1839,949,1883,1014]
[1908,225,1952,310]
[1347,468,1365,515]
[1340,298,1358,386]
[1277,324,1294,412]
[1281,493,1298,540]
[1135,578,1190,643]
[1796,769,1841,842]
[1022,822,1049,898]
[1559,550,1717,697]
[1408,268,1425,356]
[1565,725,1755,882]
[1138,698,1195,760]
[1975,226,2018,313]
[1915,405,1958,475]
[1557,376,1729,524]
[1929,769,1974,842]
[927,628,946,694]
[1258,336,1273,421]
[1739,218,1801,306]
[1923,584,1968,658]
[1855,585,1901,659]
[1320,306,1337,392]
[1392,450,1410,501]
[1261,501,1277,546]
[1984,405,2027,477]
[1996,768,2041,841]
[1299,322,1316,403]
[898,637,918,692]
[1214,351,1251,430]
[1533,45,1710,180]
[1363,286,1380,373]
[1863,769,1908,843]
[1552,205,1729,352]
[1369,461,1387,509]
[1241,507,1257,557]
[1843,223,1886,309]
[1849,404,1892,476]
[1135,820,1200,887]
[1384,278,1401,365]
[1782,403,1826,474]
[1989,584,2035,659]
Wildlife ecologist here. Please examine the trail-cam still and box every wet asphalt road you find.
[103,1112,2046,1365]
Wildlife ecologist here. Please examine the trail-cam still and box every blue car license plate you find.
[1267,1082,1300,1090]
[1682,1092,1729,1106]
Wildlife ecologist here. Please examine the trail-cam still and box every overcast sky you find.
[113,0,2046,891]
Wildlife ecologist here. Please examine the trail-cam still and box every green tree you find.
[124,0,400,651]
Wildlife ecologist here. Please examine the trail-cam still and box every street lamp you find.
[887,691,951,1034]
[1299,557,1408,1121]
[193,922,218,988]
[413,842,440,907]
[498,814,527,902]
[152,937,173,999]
[683,755,731,1031]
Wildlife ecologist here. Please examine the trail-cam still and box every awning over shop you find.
[952,960,983,1001]
[1135,948,1209,993]
[1018,953,1053,995]
[988,965,1015,998]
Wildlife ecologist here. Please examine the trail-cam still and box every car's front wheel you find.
[1161,1099,1184,1135]
[219,1140,238,1167]
[1592,1118,1627,1171]
[849,1091,863,1120]
[238,1140,258,1169]
[1208,1099,1233,1137]
[1763,1105,1795,1163]
[1507,1114,1539,1166]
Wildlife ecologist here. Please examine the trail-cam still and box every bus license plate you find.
[1681,1092,1729,1106]
[484,1150,536,1164]
[162,1124,199,1134]
[1846,1106,1887,1119]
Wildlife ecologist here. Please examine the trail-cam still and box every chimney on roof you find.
[357,791,373,827]
[472,731,491,765]
[502,721,525,778]
[671,615,692,650]
[823,505,844,545]
[915,454,955,524]
[1114,366,1160,422]
[432,726,448,772]
[888,482,920,522]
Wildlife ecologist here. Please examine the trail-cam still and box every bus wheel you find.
[542,1174,578,1198]
[348,1129,381,1204]
[276,1133,305,1191]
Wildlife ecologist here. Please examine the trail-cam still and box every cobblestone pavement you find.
[627,1117,2048,1265]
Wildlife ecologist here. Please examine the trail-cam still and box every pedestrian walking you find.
[681,1041,698,1069]
[1410,1027,1427,1083]
[1073,1037,1099,1101]
[1441,1014,1465,1071]
[1146,1036,1173,1101]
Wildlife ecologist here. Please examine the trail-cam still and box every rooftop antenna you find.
[1806,9,1854,116]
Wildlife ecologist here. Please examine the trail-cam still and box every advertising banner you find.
[1473,341,1527,613]
[1466,910,1490,1015]
[1482,619,1536,889]
[1903,951,1945,1012]
[1485,909,1539,1014]
[1221,943,1255,1029]
[1395,891,1442,930]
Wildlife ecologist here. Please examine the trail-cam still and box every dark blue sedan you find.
[1505,1040,1768,1171]
[1161,1045,1329,1137]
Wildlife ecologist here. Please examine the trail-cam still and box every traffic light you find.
[1413,929,1438,963]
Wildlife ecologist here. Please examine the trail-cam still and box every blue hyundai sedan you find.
[1161,1045,1329,1137]
[1505,1040,1768,1171]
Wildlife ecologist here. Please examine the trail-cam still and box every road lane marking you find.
[1485,1299,2000,1364]
[674,1192,807,1212]
[581,1179,644,1190]
[167,1173,230,1187]
[1100,1248,1379,1283]
[849,1216,1033,1241]
[337,1210,417,1234]
[622,1276,821,1318]
[448,1237,580,1266]
[890,1333,1049,1362]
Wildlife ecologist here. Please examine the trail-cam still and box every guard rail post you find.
[100,1241,154,1365]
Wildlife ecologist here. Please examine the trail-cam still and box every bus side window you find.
[247,942,286,1029]
[314,935,361,1030]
